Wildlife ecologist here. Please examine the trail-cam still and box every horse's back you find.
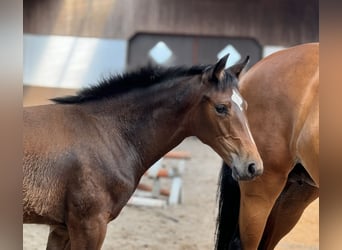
[23,104,101,153]
[242,43,318,94]
[23,104,82,168]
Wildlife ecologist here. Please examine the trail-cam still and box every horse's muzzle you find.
[231,162,263,181]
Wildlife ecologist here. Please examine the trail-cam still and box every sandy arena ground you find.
[23,137,318,250]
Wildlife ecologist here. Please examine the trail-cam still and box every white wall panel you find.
[24,34,127,89]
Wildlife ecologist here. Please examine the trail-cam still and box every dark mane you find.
[51,64,209,104]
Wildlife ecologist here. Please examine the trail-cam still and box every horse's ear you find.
[227,55,250,79]
[211,54,229,82]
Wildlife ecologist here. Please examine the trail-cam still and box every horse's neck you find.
[85,80,198,174]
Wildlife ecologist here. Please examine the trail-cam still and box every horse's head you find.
[190,55,263,181]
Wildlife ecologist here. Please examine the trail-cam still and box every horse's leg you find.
[47,225,70,250]
[259,166,319,249]
[67,212,108,250]
[215,163,242,250]
[238,168,288,250]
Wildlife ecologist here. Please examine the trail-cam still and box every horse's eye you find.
[215,104,228,115]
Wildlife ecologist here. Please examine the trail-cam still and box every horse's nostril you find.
[248,163,256,175]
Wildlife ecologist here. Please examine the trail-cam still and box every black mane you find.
[51,64,209,104]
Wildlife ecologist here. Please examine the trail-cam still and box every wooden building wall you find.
[24,0,318,46]
[23,0,318,106]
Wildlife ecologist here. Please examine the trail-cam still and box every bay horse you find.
[23,54,263,249]
[215,43,319,250]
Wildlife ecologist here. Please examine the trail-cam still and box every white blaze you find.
[232,89,243,111]
[232,89,256,145]
[246,124,256,145]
